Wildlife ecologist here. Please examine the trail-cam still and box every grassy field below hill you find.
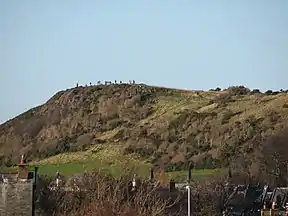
[33,161,220,180]
[31,144,221,181]
[0,143,221,181]
[0,162,220,182]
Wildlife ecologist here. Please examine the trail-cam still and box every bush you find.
[124,147,154,157]
[164,161,189,172]
[134,147,154,157]
[76,134,93,151]
[214,93,233,105]
[0,154,13,167]
[272,91,280,95]
[265,90,273,95]
[194,155,219,169]
[227,86,250,95]
[218,109,234,124]
[38,136,76,158]
[209,87,221,91]
[251,89,261,94]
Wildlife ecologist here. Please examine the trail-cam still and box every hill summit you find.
[1,83,288,171]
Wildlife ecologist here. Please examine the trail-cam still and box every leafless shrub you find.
[258,128,288,187]
[36,170,251,216]
[188,176,233,216]
[37,171,181,216]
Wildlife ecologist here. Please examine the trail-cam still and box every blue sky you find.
[1,0,287,123]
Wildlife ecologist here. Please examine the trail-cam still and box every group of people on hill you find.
[76,80,136,88]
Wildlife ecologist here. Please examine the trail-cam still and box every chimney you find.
[20,155,25,165]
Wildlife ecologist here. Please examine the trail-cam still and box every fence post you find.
[187,163,193,183]
[32,166,38,216]
[149,167,154,181]
[169,179,175,192]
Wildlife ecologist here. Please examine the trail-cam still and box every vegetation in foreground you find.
[36,170,235,216]
[35,129,288,216]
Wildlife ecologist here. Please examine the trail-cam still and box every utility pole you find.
[32,166,38,216]
[186,185,191,216]
[186,163,193,216]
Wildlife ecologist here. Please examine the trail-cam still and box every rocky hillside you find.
[1,84,288,171]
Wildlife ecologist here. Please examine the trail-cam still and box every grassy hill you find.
[1,83,288,177]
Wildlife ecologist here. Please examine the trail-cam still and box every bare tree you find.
[260,128,288,187]
[37,171,181,216]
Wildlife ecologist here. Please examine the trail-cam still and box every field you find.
[0,162,219,182]
[33,144,221,181]
[1,144,221,181]
[32,162,220,181]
